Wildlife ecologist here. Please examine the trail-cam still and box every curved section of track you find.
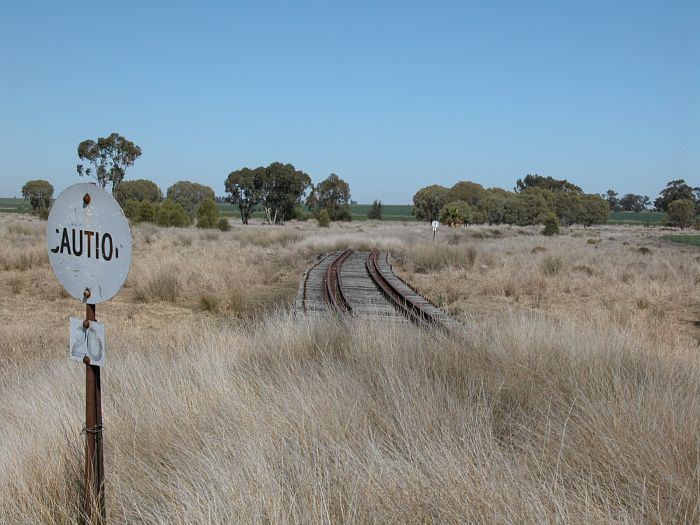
[366,249,445,331]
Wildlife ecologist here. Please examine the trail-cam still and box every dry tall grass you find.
[0,215,698,523]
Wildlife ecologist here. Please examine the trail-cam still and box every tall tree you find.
[654,179,699,211]
[167,181,215,216]
[76,132,142,191]
[260,162,311,224]
[601,189,620,211]
[619,194,650,213]
[225,167,265,224]
[307,173,352,221]
[412,185,449,222]
[21,180,53,211]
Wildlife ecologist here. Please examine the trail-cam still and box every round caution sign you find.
[46,183,132,304]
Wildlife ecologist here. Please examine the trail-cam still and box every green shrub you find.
[440,201,467,227]
[542,212,560,236]
[138,200,157,223]
[666,199,695,229]
[293,207,308,222]
[156,199,190,227]
[123,199,140,221]
[196,198,220,229]
[318,209,330,227]
[469,209,486,225]
[113,179,162,206]
[217,218,231,231]
[694,217,700,231]
[38,207,49,220]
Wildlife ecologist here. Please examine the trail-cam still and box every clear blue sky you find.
[1,1,698,203]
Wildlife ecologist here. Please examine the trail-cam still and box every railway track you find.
[365,248,444,330]
[322,248,353,314]
[297,248,458,332]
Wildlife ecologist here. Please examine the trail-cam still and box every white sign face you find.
[69,318,106,367]
[431,220,439,231]
[46,183,132,304]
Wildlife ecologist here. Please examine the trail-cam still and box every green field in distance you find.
[0,197,31,213]
[665,235,700,247]
[217,203,416,221]
[607,211,666,224]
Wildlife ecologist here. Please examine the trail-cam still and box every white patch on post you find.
[69,318,106,367]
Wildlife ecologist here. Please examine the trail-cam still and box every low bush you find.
[196,198,220,229]
[294,207,309,222]
[318,209,330,228]
[156,200,190,228]
[199,293,220,313]
[542,212,559,236]
[217,218,231,231]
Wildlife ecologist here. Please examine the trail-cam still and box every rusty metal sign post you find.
[46,183,132,524]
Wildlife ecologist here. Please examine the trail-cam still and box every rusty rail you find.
[365,248,444,330]
[322,249,353,314]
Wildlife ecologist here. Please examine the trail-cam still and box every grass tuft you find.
[541,254,565,276]
[135,268,180,302]
[410,244,478,273]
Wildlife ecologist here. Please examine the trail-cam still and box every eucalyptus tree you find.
[76,132,142,191]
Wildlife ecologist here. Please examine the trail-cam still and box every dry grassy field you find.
[1,215,699,523]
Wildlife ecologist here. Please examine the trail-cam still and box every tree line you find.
[18,132,700,229]
[412,174,700,229]
[601,180,699,228]
[224,164,351,224]
[412,175,609,229]
[601,180,700,214]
